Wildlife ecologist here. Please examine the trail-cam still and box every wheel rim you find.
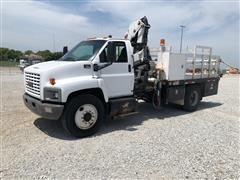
[190,91,198,106]
[75,104,98,130]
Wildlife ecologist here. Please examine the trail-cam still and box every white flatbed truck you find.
[23,17,221,137]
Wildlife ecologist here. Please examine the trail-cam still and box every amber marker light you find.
[49,78,56,85]
[160,39,165,46]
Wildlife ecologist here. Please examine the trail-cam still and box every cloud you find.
[4,1,89,31]
[83,1,239,67]
[2,0,128,51]
[1,0,239,67]
[83,1,238,35]
[2,0,90,51]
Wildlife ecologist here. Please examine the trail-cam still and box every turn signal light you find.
[160,39,165,46]
[49,78,56,85]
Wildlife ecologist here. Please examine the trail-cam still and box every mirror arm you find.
[94,62,112,71]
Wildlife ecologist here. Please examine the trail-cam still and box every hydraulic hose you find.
[152,89,161,109]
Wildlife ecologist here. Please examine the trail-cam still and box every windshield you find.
[60,40,106,61]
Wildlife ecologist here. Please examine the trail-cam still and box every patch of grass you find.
[0,60,18,67]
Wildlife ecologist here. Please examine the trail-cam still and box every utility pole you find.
[52,33,56,52]
[179,25,185,53]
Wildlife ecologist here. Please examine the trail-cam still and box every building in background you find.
[19,53,44,71]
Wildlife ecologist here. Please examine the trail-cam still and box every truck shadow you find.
[33,101,222,140]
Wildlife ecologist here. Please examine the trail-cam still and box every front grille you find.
[25,72,40,97]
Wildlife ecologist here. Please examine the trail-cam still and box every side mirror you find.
[63,46,68,55]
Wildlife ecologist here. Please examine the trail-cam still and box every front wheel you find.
[61,94,104,138]
[183,85,201,112]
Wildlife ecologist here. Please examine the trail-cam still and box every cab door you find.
[99,41,134,98]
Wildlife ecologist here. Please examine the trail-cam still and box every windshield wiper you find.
[60,57,77,61]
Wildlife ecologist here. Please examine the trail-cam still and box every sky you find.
[1,0,240,67]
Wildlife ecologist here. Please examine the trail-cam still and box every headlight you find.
[44,88,61,102]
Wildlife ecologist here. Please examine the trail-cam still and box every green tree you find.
[0,47,63,62]
[36,50,53,61]
[14,50,23,61]
[52,52,63,60]
[24,50,34,55]
[8,49,16,60]
[0,48,9,60]
[0,48,23,61]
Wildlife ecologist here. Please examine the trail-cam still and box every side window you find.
[115,42,127,63]
[99,46,108,63]
[99,42,127,63]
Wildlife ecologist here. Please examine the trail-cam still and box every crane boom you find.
[125,16,151,63]
[125,16,153,95]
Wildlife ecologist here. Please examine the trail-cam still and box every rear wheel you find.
[183,85,201,112]
[62,94,104,138]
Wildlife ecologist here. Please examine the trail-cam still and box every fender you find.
[45,76,109,103]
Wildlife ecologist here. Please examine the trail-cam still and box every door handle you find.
[128,64,131,72]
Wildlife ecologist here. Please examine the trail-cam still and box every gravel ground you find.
[1,67,240,179]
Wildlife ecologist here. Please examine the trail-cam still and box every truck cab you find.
[23,38,137,137]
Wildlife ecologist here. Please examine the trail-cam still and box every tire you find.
[61,94,104,138]
[183,85,201,112]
